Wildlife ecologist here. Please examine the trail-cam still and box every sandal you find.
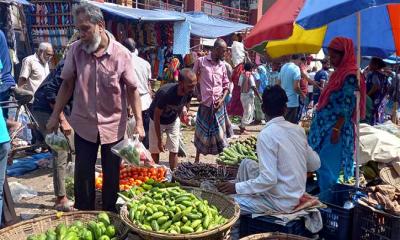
[54,201,75,212]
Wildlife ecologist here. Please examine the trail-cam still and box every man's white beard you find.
[39,53,49,64]
[82,32,101,54]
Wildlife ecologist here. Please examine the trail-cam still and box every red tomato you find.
[149,168,157,175]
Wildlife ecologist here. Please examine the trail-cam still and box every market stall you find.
[88,1,251,79]
[27,0,75,66]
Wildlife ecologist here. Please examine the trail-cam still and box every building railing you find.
[201,1,249,23]
[104,0,250,23]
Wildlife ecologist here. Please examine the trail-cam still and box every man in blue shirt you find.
[0,30,16,119]
[313,59,329,104]
[278,55,302,123]
[0,107,10,225]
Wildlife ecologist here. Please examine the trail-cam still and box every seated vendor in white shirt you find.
[218,85,320,214]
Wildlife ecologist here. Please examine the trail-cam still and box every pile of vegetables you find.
[118,179,180,199]
[26,212,117,240]
[173,162,235,183]
[95,165,167,191]
[125,183,228,234]
[216,136,258,166]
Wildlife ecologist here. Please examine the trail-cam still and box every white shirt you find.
[231,41,246,67]
[132,53,152,111]
[308,72,316,92]
[19,53,49,93]
[238,73,256,94]
[235,116,320,212]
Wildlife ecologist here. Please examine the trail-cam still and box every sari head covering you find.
[164,57,180,82]
[256,65,268,92]
[169,57,180,71]
[317,37,366,120]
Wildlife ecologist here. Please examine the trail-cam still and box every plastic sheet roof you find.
[88,1,252,37]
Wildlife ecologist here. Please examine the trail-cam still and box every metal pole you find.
[355,12,361,188]
[393,59,399,124]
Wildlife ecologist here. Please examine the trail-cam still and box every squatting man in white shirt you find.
[218,85,320,215]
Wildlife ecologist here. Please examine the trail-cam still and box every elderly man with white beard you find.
[19,42,53,94]
[46,2,144,212]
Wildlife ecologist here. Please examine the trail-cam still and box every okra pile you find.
[216,136,258,165]
[127,186,228,234]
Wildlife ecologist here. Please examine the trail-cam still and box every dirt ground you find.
[8,115,263,221]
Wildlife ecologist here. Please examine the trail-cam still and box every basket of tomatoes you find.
[95,164,170,191]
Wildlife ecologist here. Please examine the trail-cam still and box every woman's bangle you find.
[333,127,340,132]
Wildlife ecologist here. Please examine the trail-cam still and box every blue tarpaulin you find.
[174,11,252,39]
[88,1,185,22]
[0,0,32,5]
[173,20,191,55]
[88,1,252,38]
[7,153,52,177]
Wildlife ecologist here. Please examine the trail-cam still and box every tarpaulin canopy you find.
[88,1,185,22]
[0,0,32,5]
[88,1,251,38]
[175,11,252,38]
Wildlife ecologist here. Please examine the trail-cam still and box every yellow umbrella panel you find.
[265,24,327,59]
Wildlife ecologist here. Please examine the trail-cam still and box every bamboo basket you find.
[120,187,240,240]
[215,161,239,178]
[172,172,200,187]
[240,232,311,240]
[0,211,129,240]
[172,164,236,187]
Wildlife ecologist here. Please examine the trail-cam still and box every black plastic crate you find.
[239,214,310,238]
[352,203,400,240]
[318,184,357,240]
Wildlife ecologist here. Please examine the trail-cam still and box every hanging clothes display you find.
[0,2,31,79]
[105,16,175,79]
[28,1,74,65]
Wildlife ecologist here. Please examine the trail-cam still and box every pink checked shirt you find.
[193,54,229,107]
[61,38,137,144]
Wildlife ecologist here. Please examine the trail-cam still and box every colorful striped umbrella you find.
[245,0,400,59]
